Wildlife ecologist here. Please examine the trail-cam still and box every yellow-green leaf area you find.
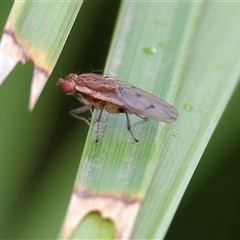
[5,1,82,69]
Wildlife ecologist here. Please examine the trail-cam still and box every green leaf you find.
[60,2,240,239]
[132,3,240,239]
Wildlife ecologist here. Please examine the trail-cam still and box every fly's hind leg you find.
[135,114,149,121]
[125,113,140,143]
[70,105,92,126]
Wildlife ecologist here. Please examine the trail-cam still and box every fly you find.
[57,73,178,143]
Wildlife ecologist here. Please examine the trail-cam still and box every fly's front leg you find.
[125,113,140,143]
[70,105,92,126]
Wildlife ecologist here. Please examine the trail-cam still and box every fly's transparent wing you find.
[115,81,178,122]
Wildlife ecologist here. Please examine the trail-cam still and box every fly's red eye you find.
[61,81,75,94]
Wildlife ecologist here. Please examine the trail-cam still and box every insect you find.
[57,73,178,143]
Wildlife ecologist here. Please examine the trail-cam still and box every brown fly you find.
[57,73,178,143]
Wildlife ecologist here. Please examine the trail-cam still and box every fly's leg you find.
[95,108,104,143]
[69,105,92,126]
[125,113,140,143]
[135,114,149,121]
[88,108,94,122]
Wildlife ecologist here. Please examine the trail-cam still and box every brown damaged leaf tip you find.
[28,66,49,111]
[0,29,27,85]
[61,192,141,240]
[0,28,50,111]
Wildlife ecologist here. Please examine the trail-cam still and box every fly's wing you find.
[115,81,178,122]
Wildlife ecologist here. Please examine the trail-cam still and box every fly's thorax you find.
[77,73,119,92]
[74,77,120,103]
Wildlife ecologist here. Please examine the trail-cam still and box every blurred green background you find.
[0,1,240,239]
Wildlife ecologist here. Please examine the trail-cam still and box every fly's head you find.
[57,73,78,95]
